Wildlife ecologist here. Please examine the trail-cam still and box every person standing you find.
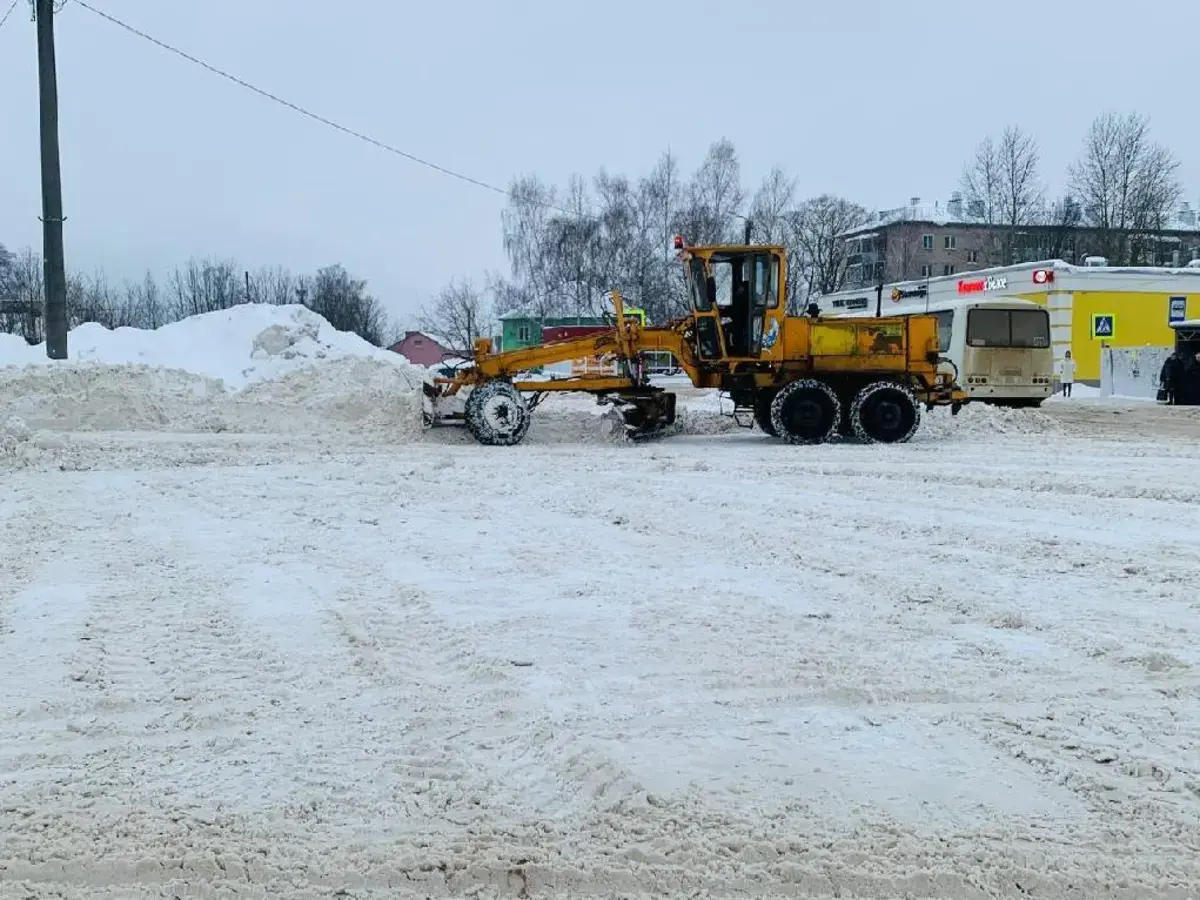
[1058,350,1076,398]
[1178,350,1200,405]
[1159,350,1184,404]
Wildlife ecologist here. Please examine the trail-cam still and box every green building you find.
[498,307,647,352]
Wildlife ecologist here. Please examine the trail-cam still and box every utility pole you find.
[35,0,68,358]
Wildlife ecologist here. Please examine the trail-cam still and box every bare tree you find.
[499,174,561,319]
[1,248,45,342]
[123,270,167,329]
[0,243,15,297]
[1032,195,1084,262]
[1068,111,1182,263]
[675,138,745,246]
[639,149,687,318]
[748,167,809,307]
[168,257,242,319]
[881,227,925,283]
[996,126,1043,262]
[68,269,127,329]
[417,278,492,357]
[748,167,796,241]
[304,263,390,346]
[792,195,870,301]
[246,265,297,305]
[960,136,1003,231]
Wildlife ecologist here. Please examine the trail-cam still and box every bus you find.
[819,291,1054,407]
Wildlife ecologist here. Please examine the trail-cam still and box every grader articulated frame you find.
[421,240,968,446]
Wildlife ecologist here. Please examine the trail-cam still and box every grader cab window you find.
[712,251,778,357]
[688,258,712,311]
[685,250,781,359]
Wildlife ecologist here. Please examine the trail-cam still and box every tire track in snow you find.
[136,464,650,834]
[5,436,1200,898]
[461,437,1200,865]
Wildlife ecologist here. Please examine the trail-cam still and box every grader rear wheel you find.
[464,381,531,446]
[769,378,840,444]
[849,380,921,444]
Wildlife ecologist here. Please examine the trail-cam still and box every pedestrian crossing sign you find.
[1092,314,1115,339]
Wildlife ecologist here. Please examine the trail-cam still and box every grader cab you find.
[421,238,967,446]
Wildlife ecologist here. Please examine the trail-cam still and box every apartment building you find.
[839,194,1200,290]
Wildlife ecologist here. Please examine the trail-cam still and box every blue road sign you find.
[1092,314,1114,339]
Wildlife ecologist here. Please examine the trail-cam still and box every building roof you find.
[820,258,1200,311]
[395,328,455,347]
[841,195,1200,238]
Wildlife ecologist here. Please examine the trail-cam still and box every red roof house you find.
[389,330,452,366]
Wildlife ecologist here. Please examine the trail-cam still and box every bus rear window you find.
[966,308,1049,348]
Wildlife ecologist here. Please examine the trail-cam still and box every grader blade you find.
[619,391,677,441]
[421,376,466,428]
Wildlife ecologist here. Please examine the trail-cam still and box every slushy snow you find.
[2,303,1200,899]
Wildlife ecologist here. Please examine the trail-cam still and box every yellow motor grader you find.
[421,238,968,446]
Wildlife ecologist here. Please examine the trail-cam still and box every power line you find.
[0,0,22,31]
[72,0,575,216]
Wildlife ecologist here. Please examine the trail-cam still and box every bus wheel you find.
[770,378,840,444]
[850,380,921,444]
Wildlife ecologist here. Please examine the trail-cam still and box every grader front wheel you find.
[464,381,532,446]
[850,380,921,444]
[769,379,841,444]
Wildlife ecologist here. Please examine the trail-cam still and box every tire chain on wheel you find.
[464,381,532,446]
[849,380,921,444]
[769,378,841,444]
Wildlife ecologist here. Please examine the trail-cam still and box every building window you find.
[517,325,530,342]
[921,264,933,277]
[922,234,934,251]
[966,249,979,263]
[942,264,955,276]
[943,235,957,250]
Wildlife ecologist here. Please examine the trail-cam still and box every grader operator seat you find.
[681,241,783,363]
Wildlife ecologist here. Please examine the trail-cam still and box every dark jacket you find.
[1160,353,1185,402]
[1172,355,1200,405]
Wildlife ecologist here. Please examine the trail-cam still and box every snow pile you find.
[0,363,230,433]
[0,415,34,467]
[236,355,426,439]
[921,401,1063,440]
[1,304,407,388]
[0,304,429,438]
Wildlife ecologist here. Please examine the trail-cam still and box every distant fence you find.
[1100,346,1172,400]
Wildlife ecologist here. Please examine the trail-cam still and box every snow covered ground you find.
[2,307,1200,899]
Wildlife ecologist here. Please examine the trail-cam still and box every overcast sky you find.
[2,0,1197,328]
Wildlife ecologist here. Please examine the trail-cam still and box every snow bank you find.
[920,401,1064,439]
[0,304,429,438]
[1,303,409,389]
